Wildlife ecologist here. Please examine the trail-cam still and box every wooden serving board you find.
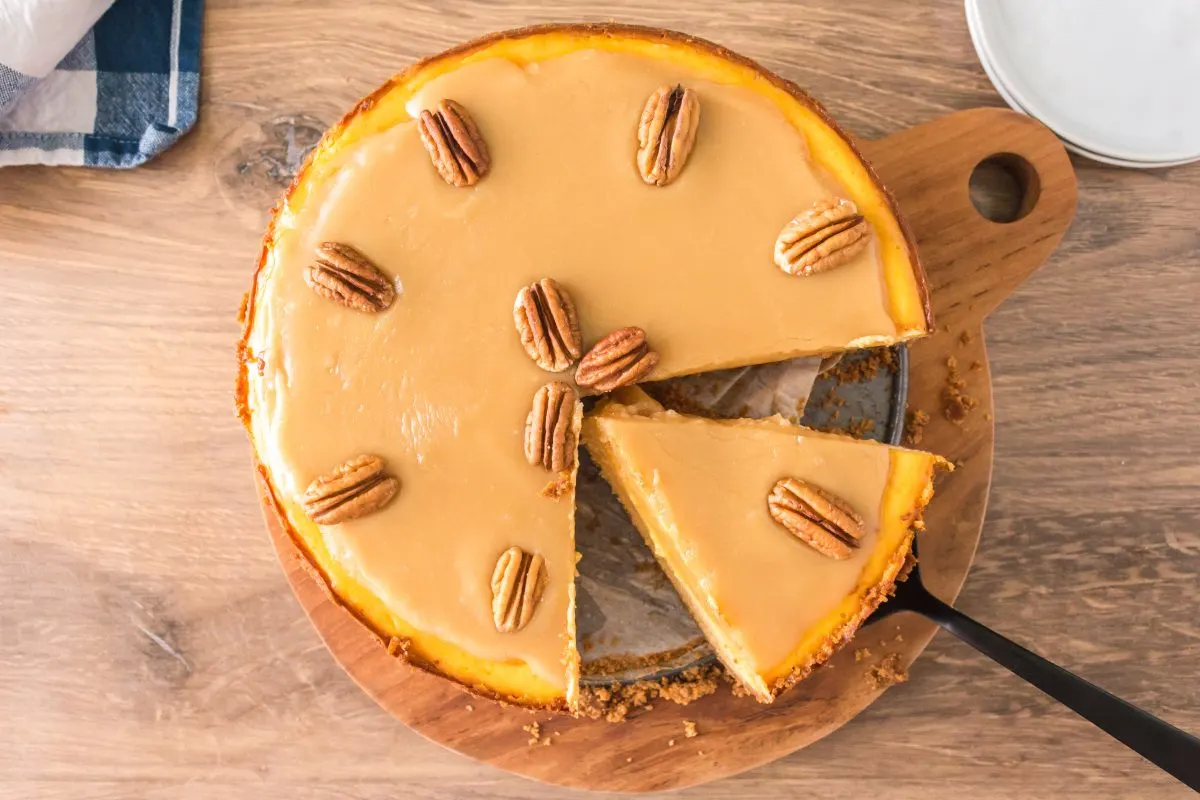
[263,107,1077,792]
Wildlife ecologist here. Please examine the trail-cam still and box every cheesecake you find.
[583,389,944,701]
[236,23,931,711]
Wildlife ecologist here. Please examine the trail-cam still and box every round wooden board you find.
[261,107,1077,792]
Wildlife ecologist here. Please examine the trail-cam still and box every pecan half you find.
[304,242,396,312]
[525,382,579,472]
[513,279,582,372]
[767,478,865,560]
[418,99,490,187]
[637,84,700,186]
[575,327,660,392]
[774,198,872,276]
[302,455,400,525]
[491,546,546,633]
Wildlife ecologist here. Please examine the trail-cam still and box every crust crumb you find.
[465,704,474,712]
[683,720,698,739]
[668,739,676,747]
[942,356,979,423]
[854,647,872,663]
[576,663,721,722]
[823,347,898,384]
[903,408,930,446]
[867,653,909,690]
[846,417,876,438]
[541,472,572,499]
[522,721,545,746]
[385,636,408,657]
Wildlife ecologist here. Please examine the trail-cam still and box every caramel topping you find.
[245,49,899,692]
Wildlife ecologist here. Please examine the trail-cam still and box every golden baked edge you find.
[235,22,934,712]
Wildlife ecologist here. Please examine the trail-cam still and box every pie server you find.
[875,552,1200,791]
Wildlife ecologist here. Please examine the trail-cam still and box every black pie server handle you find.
[878,572,1200,792]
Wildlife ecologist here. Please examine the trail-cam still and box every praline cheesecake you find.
[237,23,931,711]
[583,389,944,701]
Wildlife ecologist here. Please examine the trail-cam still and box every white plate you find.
[965,0,1200,169]
[968,0,1200,164]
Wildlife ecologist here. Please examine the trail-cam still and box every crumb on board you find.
[854,647,872,663]
[522,721,543,746]
[684,720,699,739]
[465,704,474,712]
[867,653,909,690]
[626,757,633,763]
[959,330,973,346]
[970,360,983,371]
[668,739,676,747]
[942,356,979,424]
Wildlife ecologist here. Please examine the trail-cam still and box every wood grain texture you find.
[0,1,1196,798]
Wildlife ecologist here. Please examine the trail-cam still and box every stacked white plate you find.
[966,0,1200,168]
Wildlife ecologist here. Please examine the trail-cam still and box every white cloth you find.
[0,0,115,77]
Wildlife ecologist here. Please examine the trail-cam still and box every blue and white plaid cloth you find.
[0,0,202,168]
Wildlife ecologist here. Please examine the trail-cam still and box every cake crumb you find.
[386,636,407,657]
[668,739,676,747]
[854,647,872,663]
[867,653,909,690]
[698,750,705,757]
[626,757,633,763]
[522,722,543,746]
[684,720,699,739]
[465,704,474,712]
[903,408,930,446]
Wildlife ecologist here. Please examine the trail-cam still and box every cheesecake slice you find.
[582,389,943,701]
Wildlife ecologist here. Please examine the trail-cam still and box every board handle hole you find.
[969,153,1040,223]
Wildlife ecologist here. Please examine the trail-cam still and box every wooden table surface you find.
[1,2,1197,798]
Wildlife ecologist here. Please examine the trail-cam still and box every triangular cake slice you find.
[582,388,943,701]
